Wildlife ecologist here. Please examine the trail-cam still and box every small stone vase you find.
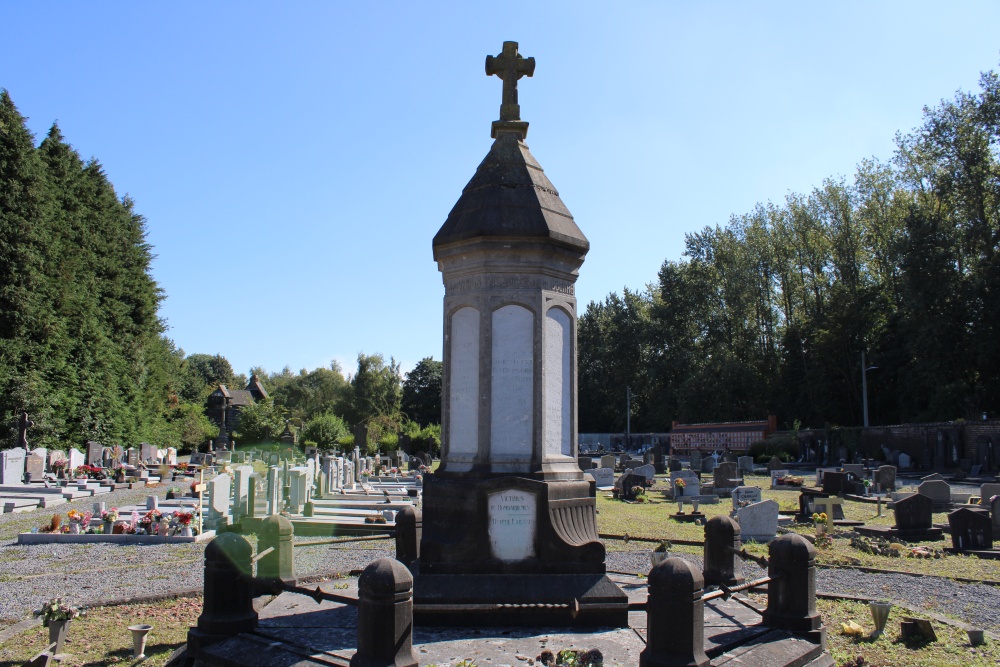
[103,520,113,534]
[48,619,70,654]
[181,525,193,537]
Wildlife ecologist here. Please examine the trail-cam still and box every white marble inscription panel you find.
[449,307,480,456]
[543,308,572,458]
[491,305,533,458]
[488,489,536,562]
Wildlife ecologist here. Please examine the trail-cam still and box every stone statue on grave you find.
[17,411,33,449]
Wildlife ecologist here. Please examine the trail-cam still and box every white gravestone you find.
[586,468,615,488]
[68,448,85,472]
[736,499,779,542]
[488,489,536,562]
[267,466,283,515]
[632,464,655,482]
[543,308,572,458]
[208,474,231,518]
[670,470,700,496]
[233,466,254,519]
[166,448,178,465]
[490,305,534,464]
[732,486,763,510]
[288,468,308,513]
[738,456,754,473]
[0,448,27,484]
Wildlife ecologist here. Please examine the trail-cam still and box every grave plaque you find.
[86,441,103,466]
[25,454,45,479]
[488,489,536,562]
[732,486,762,509]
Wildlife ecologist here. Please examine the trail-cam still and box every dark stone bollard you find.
[188,533,257,650]
[394,506,422,569]
[640,558,710,667]
[763,534,823,638]
[703,515,743,588]
[351,558,418,667]
[258,514,296,587]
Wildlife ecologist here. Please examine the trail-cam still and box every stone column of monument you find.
[414,41,627,627]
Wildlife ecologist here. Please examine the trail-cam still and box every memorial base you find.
[415,474,627,626]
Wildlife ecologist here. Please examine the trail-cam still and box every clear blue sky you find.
[4,2,999,379]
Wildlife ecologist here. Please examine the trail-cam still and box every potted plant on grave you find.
[863,479,872,496]
[651,540,671,567]
[166,486,181,500]
[631,486,646,503]
[174,511,194,536]
[37,597,81,655]
[51,459,68,479]
[101,508,119,534]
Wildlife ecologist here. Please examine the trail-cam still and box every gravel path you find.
[3,486,999,637]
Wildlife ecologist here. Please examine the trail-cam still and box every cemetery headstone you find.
[702,457,716,474]
[667,456,681,472]
[738,456,754,474]
[875,465,896,492]
[821,471,848,496]
[980,483,1000,503]
[770,470,791,489]
[948,507,993,551]
[267,466,283,515]
[732,486,762,510]
[898,452,911,469]
[208,473,231,522]
[632,463,655,482]
[842,463,863,477]
[126,448,139,467]
[690,451,702,471]
[917,480,951,506]
[167,448,178,465]
[922,472,944,481]
[68,448,84,472]
[670,470,700,497]
[894,493,934,532]
[713,462,739,491]
[86,441,103,466]
[0,448,27,485]
[991,495,1000,536]
[736,499,779,542]
[586,467,614,488]
[768,456,783,473]
[578,456,593,470]
[600,455,616,470]
[248,473,268,518]
[288,468,308,513]
[25,453,45,480]
[233,465,254,520]
[140,442,156,464]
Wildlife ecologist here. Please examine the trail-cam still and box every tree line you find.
[579,66,1000,433]
[0,90,442,454]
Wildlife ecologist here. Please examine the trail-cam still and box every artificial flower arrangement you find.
[674,478,686,488]
[174,511,194,526]
[51,459,68,471]
[75,464,105,480]
[37,598,82,626]
[101,507,119,523]
[631,485,647,502]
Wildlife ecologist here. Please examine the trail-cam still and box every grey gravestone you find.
[586,468,614,488]
[842,464,863,477]
[68,448,84,472]
[768,456,783,473]
[922,472,944,481]
[898,452,911,468]
[25,453,45,479]
[600,455,616,470]
[948,507,992,551]
[288,468,308,513]
[632,463,655,482]
[48,450,66,470]
[267,466,283,515]
[737,456,754,474]
[917,480,951,505]
[980,483,1000,502]
[208,473,231,520]
[702,457,716,474]
[713,462,739,490]
[232,465,254,520]
[875,466,896,492]
[894,493,933,531]
[667,457,681,472]
[126,448,138,467]
[670,470,700,496]
[248,473,268,518]
[690,451,702,471]
[578,456,593,470]
[990,495,1000,535]
[732,486,762,509]
[0,448,27,485]
[736,499,779,542]
[86,441,104,466]
[822,471,848,496]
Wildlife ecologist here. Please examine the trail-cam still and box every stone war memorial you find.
[415,39,627,627]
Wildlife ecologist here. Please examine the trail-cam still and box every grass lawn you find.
[0,596,201,667]
[597,475,1000,581]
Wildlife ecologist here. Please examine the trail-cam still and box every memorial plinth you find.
[414,41,627,627]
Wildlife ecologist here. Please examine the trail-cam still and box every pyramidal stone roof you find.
[433,132,589,254]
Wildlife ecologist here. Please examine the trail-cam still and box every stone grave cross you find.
[193,469,207,536]
[17,411,33,448]
[812,497,843,532]
[486,41,535,122]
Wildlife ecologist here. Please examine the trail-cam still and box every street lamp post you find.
[861,352,878,428]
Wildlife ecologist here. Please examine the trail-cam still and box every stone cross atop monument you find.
[486,41,535,139]
[17,411,33,449]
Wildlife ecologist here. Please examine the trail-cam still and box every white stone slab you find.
[449,306,480,457]
[586,467,614,488]
[543,308,572,458]
[736,499,779,542]
[632,464,655,482]
[488,489,536,562]
[490,305,534,460]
